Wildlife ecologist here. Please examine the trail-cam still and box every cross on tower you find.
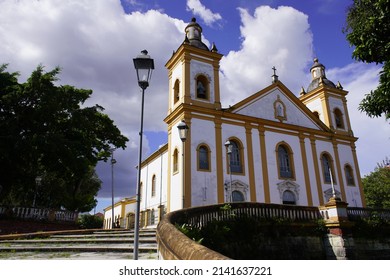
[272,66,278,83]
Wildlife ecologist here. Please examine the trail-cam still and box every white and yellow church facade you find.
[103,18,365,229]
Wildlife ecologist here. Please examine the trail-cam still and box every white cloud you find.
[327,63,390,176]
[0,0,185,200]
[186,0,222,26]
[220,6,313,106]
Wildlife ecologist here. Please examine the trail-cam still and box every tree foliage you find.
[0,64,128,211]
[344,0,390,120]
[362,162,390,209]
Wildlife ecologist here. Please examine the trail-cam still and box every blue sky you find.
[1,0,388,213]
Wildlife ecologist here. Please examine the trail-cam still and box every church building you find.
[103,18,365,229]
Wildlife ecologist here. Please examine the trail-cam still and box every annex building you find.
[103,18,365,229]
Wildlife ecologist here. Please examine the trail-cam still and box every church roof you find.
[307,77,336,92]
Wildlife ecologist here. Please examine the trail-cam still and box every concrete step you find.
[0,228,158,260]
[0,237,157,244]
[50,231,156,239]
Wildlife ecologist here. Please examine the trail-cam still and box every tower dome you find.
[184,18,209,51]
[306,58,336,92]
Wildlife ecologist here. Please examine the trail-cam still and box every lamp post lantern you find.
[177,120,189,208]
[133,50,154,260]
[225,140,233,202]
[177,120,189,142]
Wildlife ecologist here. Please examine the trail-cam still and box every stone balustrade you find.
[0,206,78,223]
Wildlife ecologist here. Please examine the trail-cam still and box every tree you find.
[362,159,390,209]
[0,64,128,211]
[344,0,390,120]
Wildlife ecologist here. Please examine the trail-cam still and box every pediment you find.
[229,82,329,131]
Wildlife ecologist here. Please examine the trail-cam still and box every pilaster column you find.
[214,118,224,203]
[258,126,270,203]
[310,136,324,205]
[245,123,256,201]
[299,133,313,205]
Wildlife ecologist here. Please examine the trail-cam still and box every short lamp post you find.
[33,176,42,208]
[133,50,154,260]
[110,149,117,229]
[177,120,189,209]
[224,140,233,202]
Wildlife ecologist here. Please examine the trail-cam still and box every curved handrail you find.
[157,209,230,260]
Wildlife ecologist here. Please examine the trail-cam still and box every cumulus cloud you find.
[220,6,313,106]
[0,0,185,200]
[327,63,389,175]
[186,0,222,26]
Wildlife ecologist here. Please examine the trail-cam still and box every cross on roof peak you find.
[272,66,278,83]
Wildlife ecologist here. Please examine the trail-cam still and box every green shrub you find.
[78,214,103,229]
[352,216,390,238]
[176,223,203,244]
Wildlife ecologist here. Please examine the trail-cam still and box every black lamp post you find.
[224,140,233,202]
[133,50,154,260]
[110,149,117,229]
[177,120,189,208]
[33,176,42,208]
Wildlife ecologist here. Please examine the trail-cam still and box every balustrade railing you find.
[0,206,78,223]
[170,202,323,229]
[347,207,390,221]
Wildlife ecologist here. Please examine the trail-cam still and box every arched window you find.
[232,190,245,202]
[321,153,335,184]
[334,108,344,129]
[196,75,209,99]
[173,148,179,173]
[277,144,294,179]
[228,140,243,173]
[282,190,296,205]
[344,164,355,186]
[151,175,156,197]
[174,79,180,104]
[197,144,210,171]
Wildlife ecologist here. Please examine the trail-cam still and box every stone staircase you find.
[0,228,158,260]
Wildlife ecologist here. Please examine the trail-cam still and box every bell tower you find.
[164,18,223,211]
[300,58,353,136]
[165,18,223,115]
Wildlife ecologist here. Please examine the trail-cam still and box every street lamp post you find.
[110,149,117,229]
[177,120,189,209]
[33,176,42,208]
[133,50,154,260]
[224,140,233,202]
[329,167,336,200]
